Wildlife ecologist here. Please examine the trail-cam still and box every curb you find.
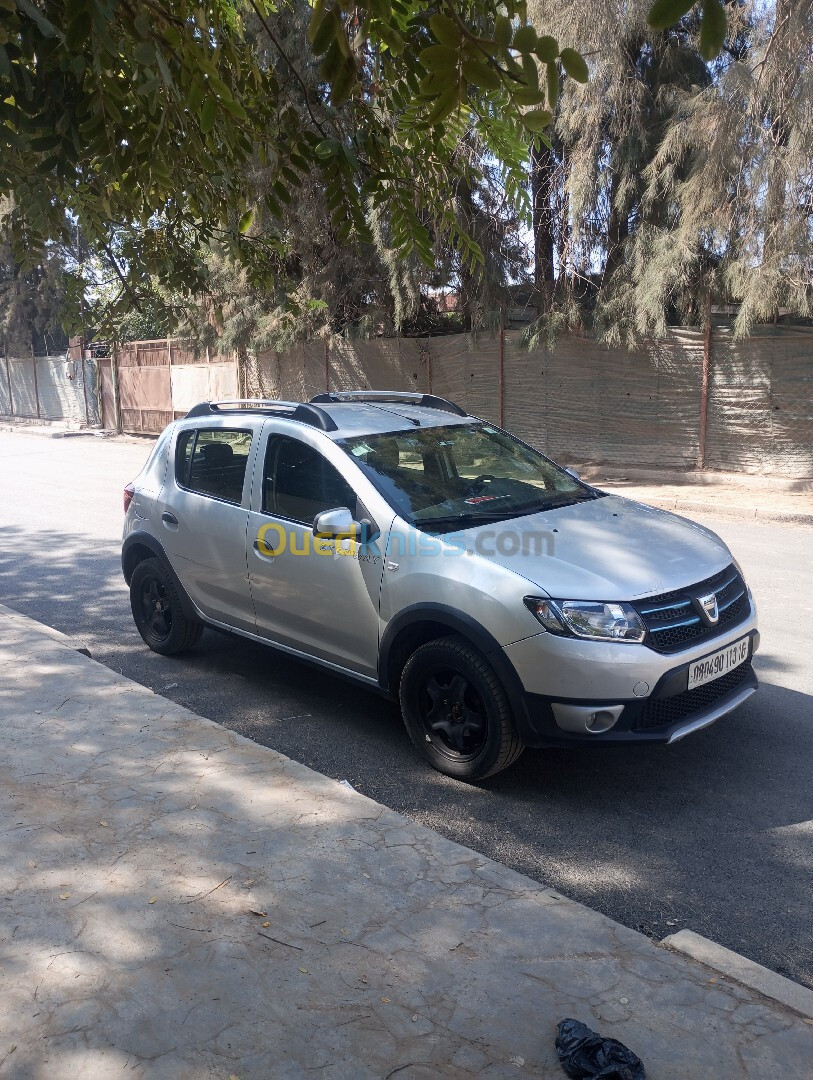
[662,930,813,1021]
[0,421,111,439]
[0,603,92,658]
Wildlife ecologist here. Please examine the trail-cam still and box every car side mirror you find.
[564,467,580,481]
[313,506,361,540]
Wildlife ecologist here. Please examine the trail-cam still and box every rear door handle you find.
[162,512,179,526]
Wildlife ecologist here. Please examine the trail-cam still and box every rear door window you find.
[176,428,252,505]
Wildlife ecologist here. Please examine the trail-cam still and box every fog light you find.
[586,710,618,733]
[551,703,624,734]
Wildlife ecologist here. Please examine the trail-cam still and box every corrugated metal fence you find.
[250,327,813,478]
[0,353,101,426]
[4,329,809,477]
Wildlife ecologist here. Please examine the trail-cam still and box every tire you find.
[130,556,203,655]
[399,635,524,781]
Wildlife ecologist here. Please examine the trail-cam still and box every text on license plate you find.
[687,637,749,690]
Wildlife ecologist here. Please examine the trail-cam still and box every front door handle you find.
[162,511,179,526]
[253,539,275,559]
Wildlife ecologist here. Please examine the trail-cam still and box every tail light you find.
[123,483,135,514]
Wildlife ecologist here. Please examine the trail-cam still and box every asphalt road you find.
[1,430,811,988]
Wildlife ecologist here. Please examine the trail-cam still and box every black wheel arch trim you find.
[378,603,535,742]
[122,531,199,622]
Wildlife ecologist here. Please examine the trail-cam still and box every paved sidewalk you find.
[577,466,813,525]
[1,608,811,1079]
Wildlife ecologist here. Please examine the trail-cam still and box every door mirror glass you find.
[313,506,360,539]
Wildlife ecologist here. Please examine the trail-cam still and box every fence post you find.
[111,343,122,432]
[324,339,329,392]
[81,358,90,425]
[498,324,505,426]
[3,355,13,416]
[697,293,712,470]
[31,350,41,419]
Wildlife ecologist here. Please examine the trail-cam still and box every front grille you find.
[633,564,750,654]
[632,660,754,732]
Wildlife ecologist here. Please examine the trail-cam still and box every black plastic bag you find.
[556,1018,646,1080]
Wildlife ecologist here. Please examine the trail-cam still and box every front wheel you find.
[130,556,203,655]
[399,635,524,781]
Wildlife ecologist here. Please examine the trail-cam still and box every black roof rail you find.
[184,399,337,432]
[310,390,468,417]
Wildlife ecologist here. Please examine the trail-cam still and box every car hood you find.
[455,494,732,601]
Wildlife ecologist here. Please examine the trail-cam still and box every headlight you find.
[524,597,646,643]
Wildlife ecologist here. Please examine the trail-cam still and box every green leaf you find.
[307,0,326,44]
[330,58,357,106]
[699,0,727,60]
[522,108,552,132]
[535,35,558,63]
[314,138,341,160]
[426,84,460,125]
[332,12,351,59]
[189,78,205,113]
[461,58,501,90]
[200,97,217,134]
[647,0,695,31]
[65,11,92,51]
[311,8,335,55]
[219,94,248,121]
[512,86,546,106]
[238,208,255,234]
[419,44,459,73]
[429,14,461,48]
[512,26,537,53]
[560,48,588,83]
[133,41,156,67]
[494,15,512,49]
[15,0,60,39]
[521,54,539,88]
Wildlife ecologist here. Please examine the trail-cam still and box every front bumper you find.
[504,620,759,748]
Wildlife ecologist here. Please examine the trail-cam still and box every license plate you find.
[687,637,750,690]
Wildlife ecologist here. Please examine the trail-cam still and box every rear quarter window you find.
[176,428,252,505]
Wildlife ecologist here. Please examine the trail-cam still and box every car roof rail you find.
[310,390,468,417]
[184,399,338,432]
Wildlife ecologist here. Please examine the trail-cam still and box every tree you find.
[0,1,725,337]
[646,0,813,335]
[525,0,812,343]
[0,200,71,355]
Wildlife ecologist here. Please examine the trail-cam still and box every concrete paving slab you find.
[1,606,811,1079]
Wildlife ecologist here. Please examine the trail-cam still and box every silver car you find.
[122,391,759,780]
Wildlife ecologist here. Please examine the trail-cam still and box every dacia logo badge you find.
[697,591,719,626]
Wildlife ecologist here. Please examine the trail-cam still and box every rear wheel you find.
[130,557,203,655]
[399,635,524,781]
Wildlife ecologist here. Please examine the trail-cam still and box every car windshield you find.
[338,422,600,531]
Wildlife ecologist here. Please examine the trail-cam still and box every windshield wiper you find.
[416,492,600,530]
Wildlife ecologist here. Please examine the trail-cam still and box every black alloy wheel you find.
[130,556,203,655]
[421,668,488,757]
[399,635,524,781]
